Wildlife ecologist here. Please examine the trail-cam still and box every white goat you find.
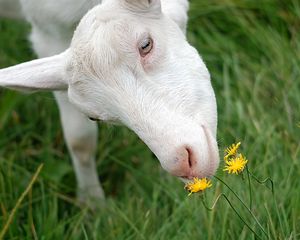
[0,0,219,203]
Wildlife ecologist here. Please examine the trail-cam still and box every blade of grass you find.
[0,164,43,240]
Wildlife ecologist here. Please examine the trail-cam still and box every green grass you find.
[0,0,300,239]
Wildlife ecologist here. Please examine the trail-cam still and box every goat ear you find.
[124,0,161,16]
[0,50,69,92]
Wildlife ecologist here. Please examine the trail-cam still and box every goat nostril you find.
[185,146,195,169]
[172,146,197,177]
[186,147,192,168]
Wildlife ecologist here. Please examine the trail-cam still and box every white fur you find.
[0,0,23,19]
[0,0,219,203]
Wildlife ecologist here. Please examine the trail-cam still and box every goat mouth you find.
[178,176,199,183]
[179,177,191,184]
[179,174,213,183]
[180,176,194,180]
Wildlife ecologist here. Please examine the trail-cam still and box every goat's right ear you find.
[0,50,69,92]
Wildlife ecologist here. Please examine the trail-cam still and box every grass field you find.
[0,0,300,239]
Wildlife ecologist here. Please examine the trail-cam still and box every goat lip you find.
[178,174,214,183]
[178,176,196,183]
[180,176,194,180]
[178,177,191,184]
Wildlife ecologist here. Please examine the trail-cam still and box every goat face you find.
[0,0,219,180]
[67,0,219,180]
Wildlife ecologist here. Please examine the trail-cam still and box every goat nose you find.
[170,146,196,177]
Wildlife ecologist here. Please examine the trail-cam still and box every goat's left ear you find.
[124,0,161,16]
[0,50,69,93]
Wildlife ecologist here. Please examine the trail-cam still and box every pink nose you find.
[169,146,197,178]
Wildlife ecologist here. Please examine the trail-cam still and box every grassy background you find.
[0,0,299,239]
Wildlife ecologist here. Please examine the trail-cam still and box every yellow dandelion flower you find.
[224,142,241,162]
[223,154,248,174]
[185,177,212,196]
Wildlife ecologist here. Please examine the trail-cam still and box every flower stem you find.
[201,194,262,240]
[246,165,253,210]
[213,175,268,238]
[248,172,274,194]
[248,172,285,236]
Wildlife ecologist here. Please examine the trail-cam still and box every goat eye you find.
[89,117,99,122]
[139,37,153,57]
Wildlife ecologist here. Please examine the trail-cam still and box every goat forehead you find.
[75,17,152,63]
[97,21,139,59]
[70,28,136,82]
[75,4,168,54]
[102,19,137,46]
